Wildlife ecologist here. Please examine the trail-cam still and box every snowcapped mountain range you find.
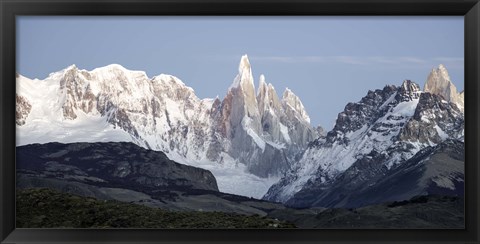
[16,55,318,198]
[263,65,464,207]
[16,56,464,204]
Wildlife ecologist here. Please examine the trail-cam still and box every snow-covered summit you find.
[152,74,195,96]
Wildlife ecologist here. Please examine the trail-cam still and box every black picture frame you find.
[1,0,479,243]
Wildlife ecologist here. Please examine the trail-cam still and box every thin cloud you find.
[333,56,368,65]
[369,56,398,64]
[397,57,427,64]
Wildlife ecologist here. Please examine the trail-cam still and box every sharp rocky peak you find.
[230,54,255,91]
[401,80,420,92]
[424,64,452,93]
[257,74,282,116]
[424,64,461,104]
[282,88,311,124]
[239,54,251,74]
[257,75,278,99]
[257,74,268,96]
[49,64,78,80]
[65,64,78,71]
[397,80,421,102]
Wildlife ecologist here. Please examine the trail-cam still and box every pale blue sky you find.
[17,17,464,129]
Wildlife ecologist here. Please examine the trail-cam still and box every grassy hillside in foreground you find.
[16,188,296,228]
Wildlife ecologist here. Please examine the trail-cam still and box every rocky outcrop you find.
[16,142,219,191]
[15,94,31,125]
[16,141,299,217]
[398,92,464,144]
[60,65,98,119]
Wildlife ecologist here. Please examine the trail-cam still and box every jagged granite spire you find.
[257,74,282,119]
[282,88,311,124]
[230,54,255,92]
[397,80,421,102]
[225,54,262,135]
[256,74,283,142]
[424,64,463,110]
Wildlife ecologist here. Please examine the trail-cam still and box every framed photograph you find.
[1,0,479,243]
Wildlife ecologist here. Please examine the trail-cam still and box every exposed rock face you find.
[264,73,464,206]
[280,88,318,153]
[398,92,464,144]
[229,55,263,135]
[315,125,327,139]
[282,88,311,124]
[459,90,464,101]
[264,82,404,203]
[16,142,301,216]
[16,142,219,191]
[256,76,318,154]
[60,65,97,119]
[285,139,464,208]
[257,75,283,142]
[214,55,268,175]
[208,55,317,177]
[424,64,463,110]
[16,55,317,186]
[16,94,31,125]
